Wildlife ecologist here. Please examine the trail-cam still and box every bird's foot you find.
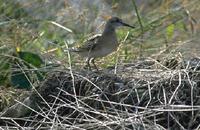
[83,65,100,72]
[83,65,91,71]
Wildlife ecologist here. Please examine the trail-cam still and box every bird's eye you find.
[116,19,119,22]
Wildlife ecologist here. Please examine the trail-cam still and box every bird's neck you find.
[102,24,116,36]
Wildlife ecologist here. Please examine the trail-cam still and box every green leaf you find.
[18,51,43,67]
[166,24,175,40]
[11,72,31,89]
[10,68,31,89]
[9,51,44,89]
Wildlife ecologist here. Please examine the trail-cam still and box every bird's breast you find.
[94,35,119,57]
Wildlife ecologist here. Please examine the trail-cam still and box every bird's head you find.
[107,17,135,29]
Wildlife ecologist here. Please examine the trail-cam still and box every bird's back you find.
[71,30,119,59]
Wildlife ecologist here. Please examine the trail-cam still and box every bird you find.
[68,17,135,70]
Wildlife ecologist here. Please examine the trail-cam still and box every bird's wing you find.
[76,34,102,52]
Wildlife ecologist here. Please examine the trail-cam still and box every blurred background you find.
[0,0,200,90]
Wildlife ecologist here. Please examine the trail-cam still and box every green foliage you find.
[166,24,175,40]
[0,59,10,85]
[10,68,31,89]
[10,51,44,89]
[18,51,43,68]
[0,50,45,89]
[0,0,28,19]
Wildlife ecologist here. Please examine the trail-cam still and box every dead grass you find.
[1,56,200,129]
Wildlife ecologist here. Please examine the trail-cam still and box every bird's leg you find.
[84,58,91,70]
[90,58,99,71]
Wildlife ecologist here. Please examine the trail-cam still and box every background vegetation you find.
[0,0,200,129]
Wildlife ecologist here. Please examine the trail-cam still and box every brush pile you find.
[1,57,200,129]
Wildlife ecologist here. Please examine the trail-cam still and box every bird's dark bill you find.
[121,22,135,28]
